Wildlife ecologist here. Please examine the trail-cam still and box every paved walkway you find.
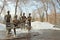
[0,29,60,40]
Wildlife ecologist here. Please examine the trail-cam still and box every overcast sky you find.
[0,0,60,17]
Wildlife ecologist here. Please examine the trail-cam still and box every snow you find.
[0,23,6,31]
[0,21,60,33]
[31,21,55,30]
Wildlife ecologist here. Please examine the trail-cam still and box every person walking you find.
[21,13,26,29]
[13,15,19,36]
[4,11,11,34]
[27,13,32,31]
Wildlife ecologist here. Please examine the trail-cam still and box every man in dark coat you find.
[28,13,31,26]
[27,13,31,30]
[21,13,26,29]
[4,11,11,34]
[13,15,19,35]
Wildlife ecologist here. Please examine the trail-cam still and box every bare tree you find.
[57,0,60,6]
[57,0,60,9]
[32,10,35,21]
[45,2,48,22]
[51,0,56,25]
[15,0,19,15]
[37,8,43,22]
[40,0,49,22]
[0,0,6,14]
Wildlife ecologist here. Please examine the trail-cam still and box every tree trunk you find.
[46,10,48,22]
[0,0,6,14]
[51,0,56,25]
[15,0,19,15]
[45,2,48,22]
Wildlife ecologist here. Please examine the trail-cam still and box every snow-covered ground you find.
[31,21,54,30]
[0,23,6,31]
[0,21,60,33]
[31,21,60,30]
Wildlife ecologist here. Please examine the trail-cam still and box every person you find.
[27,13,31,30]
[21,13,26,29]
[19,14,22,29]
[13,15,19,35]
[19,14,22,23]
[4,11,11,34]
[27,13,31,26]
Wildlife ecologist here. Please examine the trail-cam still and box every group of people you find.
[4,11,31,36]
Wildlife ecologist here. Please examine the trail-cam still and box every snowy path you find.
[0,21,60,32]
[31,21,60,30]
[0,21,60,39]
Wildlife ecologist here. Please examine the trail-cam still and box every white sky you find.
[0,0,60,17]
